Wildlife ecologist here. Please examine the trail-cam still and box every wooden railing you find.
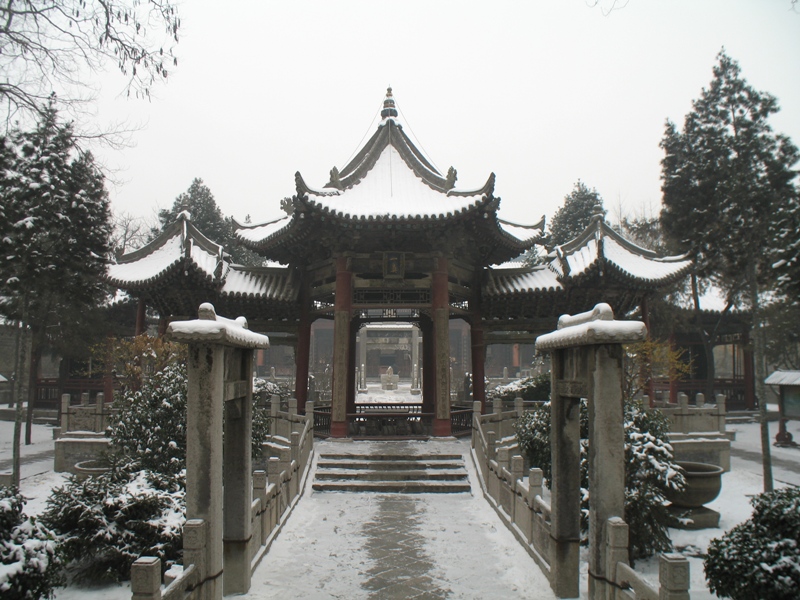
[35,378,112,410]
[450,408,473,437]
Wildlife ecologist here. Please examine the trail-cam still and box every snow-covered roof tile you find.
[305,146,483,220]
[236,216,292,244]
[108,235,184,285]
[496,218,544,244]
[603,237,692,283]
[220,267,296,302]
[765,371,800,386]
[485,266,564,296]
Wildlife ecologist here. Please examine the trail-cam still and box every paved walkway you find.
[241,439,556,599]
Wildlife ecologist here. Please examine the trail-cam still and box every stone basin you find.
[665,461,724,508]
[74,459,111,480]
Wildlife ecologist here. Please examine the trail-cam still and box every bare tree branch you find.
[0,1,181,128]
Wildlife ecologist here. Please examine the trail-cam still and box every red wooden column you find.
[331,256,353,437]
[640,295,655,406]
[135,298,147,335]
[470,319,487,415]
[294,278,311,413]
[420,315,435,416]
[346,320,358,417]
[432,256,451,436]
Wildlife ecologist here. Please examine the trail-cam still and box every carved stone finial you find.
[381,86,398,120]
[445,166,457,190]
[592,204,605,221]
[198,302,217,321]
[328,166,343,190]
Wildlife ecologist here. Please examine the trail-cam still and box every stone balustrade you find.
[131,399,315,600]
[471,399,691,599]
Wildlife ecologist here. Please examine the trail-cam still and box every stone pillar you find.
[294,279,311,413]
[223,348,253,595]
[186,342,225,599]
[166,304,269,600]
[549,348,581,599]
[411,326,419,384]
[587,344,626,600]
[359,329,368,389]
[432,256,451,436]
[331,256,352,437]
[131,556,162,600]
[536,303,647,600]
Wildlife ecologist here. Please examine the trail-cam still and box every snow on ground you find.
[1,416,798,599]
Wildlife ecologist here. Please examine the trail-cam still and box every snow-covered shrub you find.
[0,486,63,599]
[108,362,188,474]
[42,463,184,583]
[514,398,684,564]
[488,373,551,403]
[704,486,800,599]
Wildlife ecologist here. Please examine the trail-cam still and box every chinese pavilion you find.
[108,89,692,436]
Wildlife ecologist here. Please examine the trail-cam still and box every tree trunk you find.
[12,308,29,489]
[25,338,42,445]
[747,260,773,492]
[691,274,716,400]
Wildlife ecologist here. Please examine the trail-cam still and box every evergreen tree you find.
[155,178,262,266]
[660,50,799,492]
[548,181,606,247]
[0,102,112,485]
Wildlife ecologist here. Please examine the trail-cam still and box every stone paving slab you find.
[241,439,556,599]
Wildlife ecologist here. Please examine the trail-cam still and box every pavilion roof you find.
[108,212,228,290]
[108,212,298,306]
[548,211,693,289]
[234,88,544,259]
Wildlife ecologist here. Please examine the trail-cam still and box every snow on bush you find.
[704,486,800,599]
[488,374,551,403]
[42,464,184,583]
[0,486,63,599]
[514,398,684,564]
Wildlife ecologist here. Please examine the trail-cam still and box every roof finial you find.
[381,86,398,120]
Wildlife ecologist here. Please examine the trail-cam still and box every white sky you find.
[88,0,800,231]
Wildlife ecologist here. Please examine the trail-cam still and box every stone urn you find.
[665,461,724,529]
[74,459,111,480]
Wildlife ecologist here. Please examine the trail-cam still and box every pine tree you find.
[660,50,799,491]
[155,178,263,266]
[0,101,112,485]
[548,181,606,247]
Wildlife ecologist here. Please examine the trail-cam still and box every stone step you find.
[313,450,471,494]
[311,480,471,493]
[317,459,463,471]
[315,469,468,482]
[318,453,463,462]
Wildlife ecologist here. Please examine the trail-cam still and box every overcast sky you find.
[90,0,800,232]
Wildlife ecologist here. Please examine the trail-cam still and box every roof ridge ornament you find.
[381,86,398,120]
[445,166,457,190]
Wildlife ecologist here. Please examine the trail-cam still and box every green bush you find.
[488,374,551,403]
[514,398,684,565]
[704,486,800,599]
[0,486,63,599]
[42,462,184,583]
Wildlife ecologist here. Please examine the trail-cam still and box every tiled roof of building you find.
[549,211,692,288]
[235,88,543,253]
[108,212,228,289]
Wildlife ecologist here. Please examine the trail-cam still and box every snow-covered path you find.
[242,439,556,600]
